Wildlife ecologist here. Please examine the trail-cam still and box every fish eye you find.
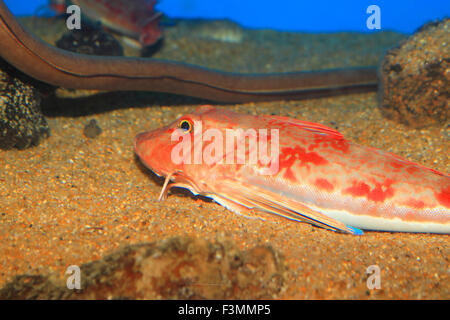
[178,119,193,132]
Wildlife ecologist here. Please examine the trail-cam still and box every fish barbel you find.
[134,106,450,235]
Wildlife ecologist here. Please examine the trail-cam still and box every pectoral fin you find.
[210,180,363,235]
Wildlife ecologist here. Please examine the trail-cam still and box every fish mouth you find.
[134,130,171,179]
[134,133,143,153]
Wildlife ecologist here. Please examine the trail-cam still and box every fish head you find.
[135,105,283,181]
[134,106,228,177]
[134,120,179,177]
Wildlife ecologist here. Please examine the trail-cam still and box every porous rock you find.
[379,18,449,128]
[56,22,124,56]
[0,60,49,149]
[0,237,286,299]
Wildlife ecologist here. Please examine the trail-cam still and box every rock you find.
[0,237,286,299]
[56,21,124,56]
[0,60,49,149]
[83,119,102,139]
[379,18,449,128]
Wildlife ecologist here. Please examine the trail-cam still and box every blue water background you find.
[5,0,450,34]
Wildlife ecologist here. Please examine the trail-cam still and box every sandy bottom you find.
[0,18,448,299]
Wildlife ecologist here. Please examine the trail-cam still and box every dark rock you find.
[0,237,286,299]
[83,119,102,138]
[379,18,449,128]
[0,60,49,149]
[56,21,124,56]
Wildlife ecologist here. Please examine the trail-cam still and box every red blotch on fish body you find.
[406,166,419,175]
[368,179,395,202]
[282,167,297,182]
[279,147,328,182]
[435,186,450,208]
[390,161,405,169]
[278,151,296,182]
[344,179,395,202]
[308,143,319,151]
[315,178,334,192]
[406,198,425,209]
[344,180,371,197]
[330,139,350,154]
[280,146,328,167]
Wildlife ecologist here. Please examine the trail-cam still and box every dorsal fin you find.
[262,115,344,139]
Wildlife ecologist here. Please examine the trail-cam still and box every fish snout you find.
[134,131,153,158]
[134,128,174,176]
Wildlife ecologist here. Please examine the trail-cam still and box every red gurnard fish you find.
[134,106,450,235]
[50,0,163,46]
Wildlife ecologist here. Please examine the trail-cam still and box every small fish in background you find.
[48,0,68,14]
[48,0,163,48]
[134,106,450,235]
